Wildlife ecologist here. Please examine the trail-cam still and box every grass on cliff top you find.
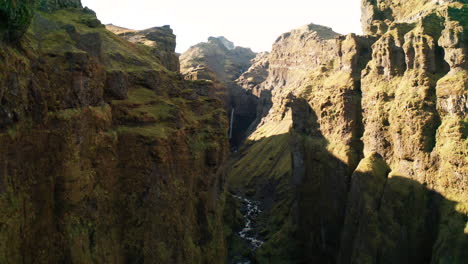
[113,86,226,143]
[48,105,112,121]
[27,8,168,73]
[117,87,159,104]
[112,88,175,138]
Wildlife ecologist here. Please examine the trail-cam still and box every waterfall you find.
[229,108,235,139]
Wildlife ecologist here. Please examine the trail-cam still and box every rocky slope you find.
[0,1,229,263]
[105,24,180,72]
[227,1,467,263]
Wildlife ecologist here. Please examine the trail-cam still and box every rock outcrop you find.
[180,36,255,82]
[227,1,467,263]
[0,2,228,263]
[106,24,180,72]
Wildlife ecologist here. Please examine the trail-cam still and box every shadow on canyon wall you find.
[228,84,273,149]
[227,95,467,264]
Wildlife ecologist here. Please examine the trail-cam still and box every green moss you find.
[31,9,169,73]
[0,5,229,264]
[116,124,171,139]
[256,216,299,264]
[137,104,174,121]
[356,153,391,178]
[126,87,158,104]
[101,30,167,72]
[155,242,171,262]
[436,71,467,97]
[41,30,78,53]
[50,108,82,119]
[228,134,291,189]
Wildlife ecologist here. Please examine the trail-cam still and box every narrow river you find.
[232,194,264,263]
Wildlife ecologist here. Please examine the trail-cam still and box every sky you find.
[81,0,363,53]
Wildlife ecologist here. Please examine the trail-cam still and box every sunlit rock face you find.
[180,36,256,82]
[226,0,467,263]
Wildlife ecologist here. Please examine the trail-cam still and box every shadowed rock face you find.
[226,2,467,264]
[0,1,228,263]
[229,52,271,146]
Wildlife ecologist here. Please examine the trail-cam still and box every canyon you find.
[0,0,466,264]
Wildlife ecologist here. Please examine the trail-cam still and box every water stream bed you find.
[232,194,265,263]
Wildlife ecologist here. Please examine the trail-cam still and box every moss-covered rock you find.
[226,1,466,263]
[0,4,229,264]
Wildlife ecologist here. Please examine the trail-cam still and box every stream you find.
[232,194,264,264]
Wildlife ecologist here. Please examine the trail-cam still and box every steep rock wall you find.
[106,24,180,72]
[227,23,367,262]
[227,1,467,263]
[0,2,229,263]
[340,1,467,263]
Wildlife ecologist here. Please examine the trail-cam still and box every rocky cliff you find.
[106,24,180,72]
[227,1,467,263]
[180,36,255,82]
[0,1,229,263]
[0,0,466,263]
[180,37,258,147]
